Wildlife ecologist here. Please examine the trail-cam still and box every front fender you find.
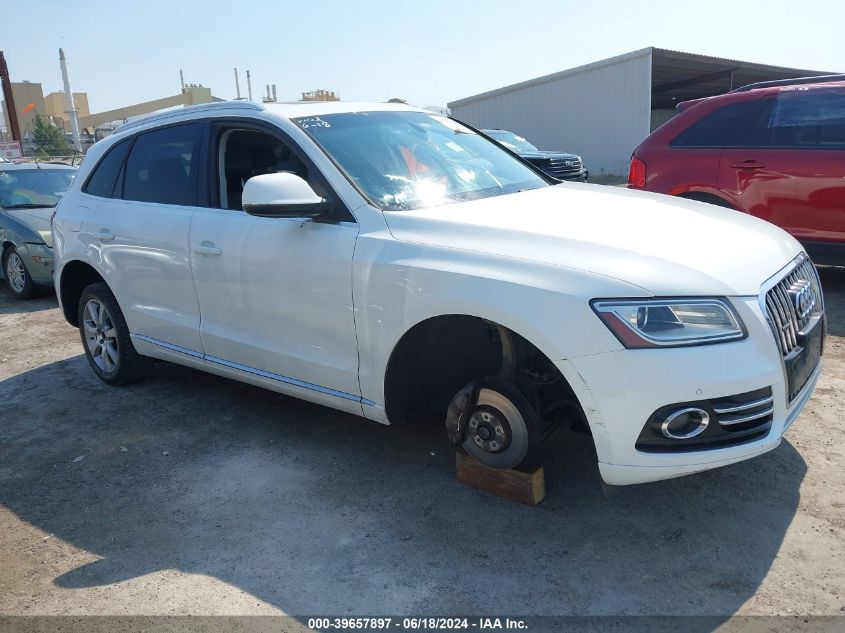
[0,216,52,283]
[353,235,643,412]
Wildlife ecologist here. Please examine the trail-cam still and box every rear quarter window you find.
[83,139,131,198]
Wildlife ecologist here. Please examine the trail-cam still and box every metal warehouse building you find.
[448,47,832,177]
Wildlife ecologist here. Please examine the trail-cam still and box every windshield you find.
[0,168,75,209]
[293,111,547,211]
[484,130,539,153]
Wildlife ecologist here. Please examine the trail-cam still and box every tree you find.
[32,113,69,158]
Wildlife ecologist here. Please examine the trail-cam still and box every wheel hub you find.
[467,405,511,453]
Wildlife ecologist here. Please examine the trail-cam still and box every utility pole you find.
[180,69,185,91]
[246,70,252,101]
[234,68,242,100]
[0,51,21,142]
[59,48,82,152]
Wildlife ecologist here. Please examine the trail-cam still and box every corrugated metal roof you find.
[448,48,653,108]
[649,48,835,108]
[448,47,835,108]
[651,47,833,75]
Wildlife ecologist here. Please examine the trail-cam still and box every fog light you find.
[660,407,710,439]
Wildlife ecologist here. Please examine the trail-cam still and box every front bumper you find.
[557,169,588,182]
[558,296,821,485]
[0,242,54,286]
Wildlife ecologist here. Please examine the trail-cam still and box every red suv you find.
[629,76,845,265]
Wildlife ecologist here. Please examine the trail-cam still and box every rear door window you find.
[769,89,845,148]
[83,138,131,198]
[735,97,775,147]
[123,123,201,206]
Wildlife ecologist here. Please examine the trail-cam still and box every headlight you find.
[37,230,53,248]
[591,298,745,348]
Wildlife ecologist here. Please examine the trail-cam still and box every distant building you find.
[43,90,91,128]
[300,89,339,102]
[2,81,47,138]
[77,85,215,130]
[1,78,217,149]
[449,47,836,176]
[1,81,91,141]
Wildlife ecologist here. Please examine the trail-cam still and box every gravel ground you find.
[0,269,842,621]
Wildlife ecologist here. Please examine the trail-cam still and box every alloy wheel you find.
[6,252,27,294]
[82,299,120,374]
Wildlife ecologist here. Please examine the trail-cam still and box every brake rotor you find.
[460,383,534,470]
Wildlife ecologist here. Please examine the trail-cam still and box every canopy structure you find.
[649,47,832,110]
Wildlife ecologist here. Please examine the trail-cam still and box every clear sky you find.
[2,0,843,115]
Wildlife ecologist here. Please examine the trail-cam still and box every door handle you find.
[94,230,115,241]
[193,243,222,256]
[731,160,765,170]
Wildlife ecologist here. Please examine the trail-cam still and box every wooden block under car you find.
[455,451,546,506]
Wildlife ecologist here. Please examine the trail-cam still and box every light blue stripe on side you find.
[204,354,362,403]
[135,334,373,406]
[135,334,204,359]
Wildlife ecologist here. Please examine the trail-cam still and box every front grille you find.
[528,157,582,177]
[764,257,822,356]
[763,256,825,402]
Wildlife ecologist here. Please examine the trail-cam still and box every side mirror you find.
[242,172,331,219]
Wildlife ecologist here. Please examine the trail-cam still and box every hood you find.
[382,183,802,296]
[519,150,580,161]
[5,206,54,245]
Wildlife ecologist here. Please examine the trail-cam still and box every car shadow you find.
[818,265,845,337]
[0,285,58,315]
[0,353,806,627]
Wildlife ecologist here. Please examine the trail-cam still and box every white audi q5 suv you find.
[52,101,825,485]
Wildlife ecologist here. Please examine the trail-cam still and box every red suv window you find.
[671,101,762,147]
[769,90,845,148]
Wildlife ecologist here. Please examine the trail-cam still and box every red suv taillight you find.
[628,155,647,189]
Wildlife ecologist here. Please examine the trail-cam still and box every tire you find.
[77,282,153,385]
[461,377,539,470]
[3,246,36,299]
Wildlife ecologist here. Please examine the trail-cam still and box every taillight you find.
[628,155,647,189]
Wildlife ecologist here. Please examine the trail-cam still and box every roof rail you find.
[730,74,845,93]
[117,101,264,132]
